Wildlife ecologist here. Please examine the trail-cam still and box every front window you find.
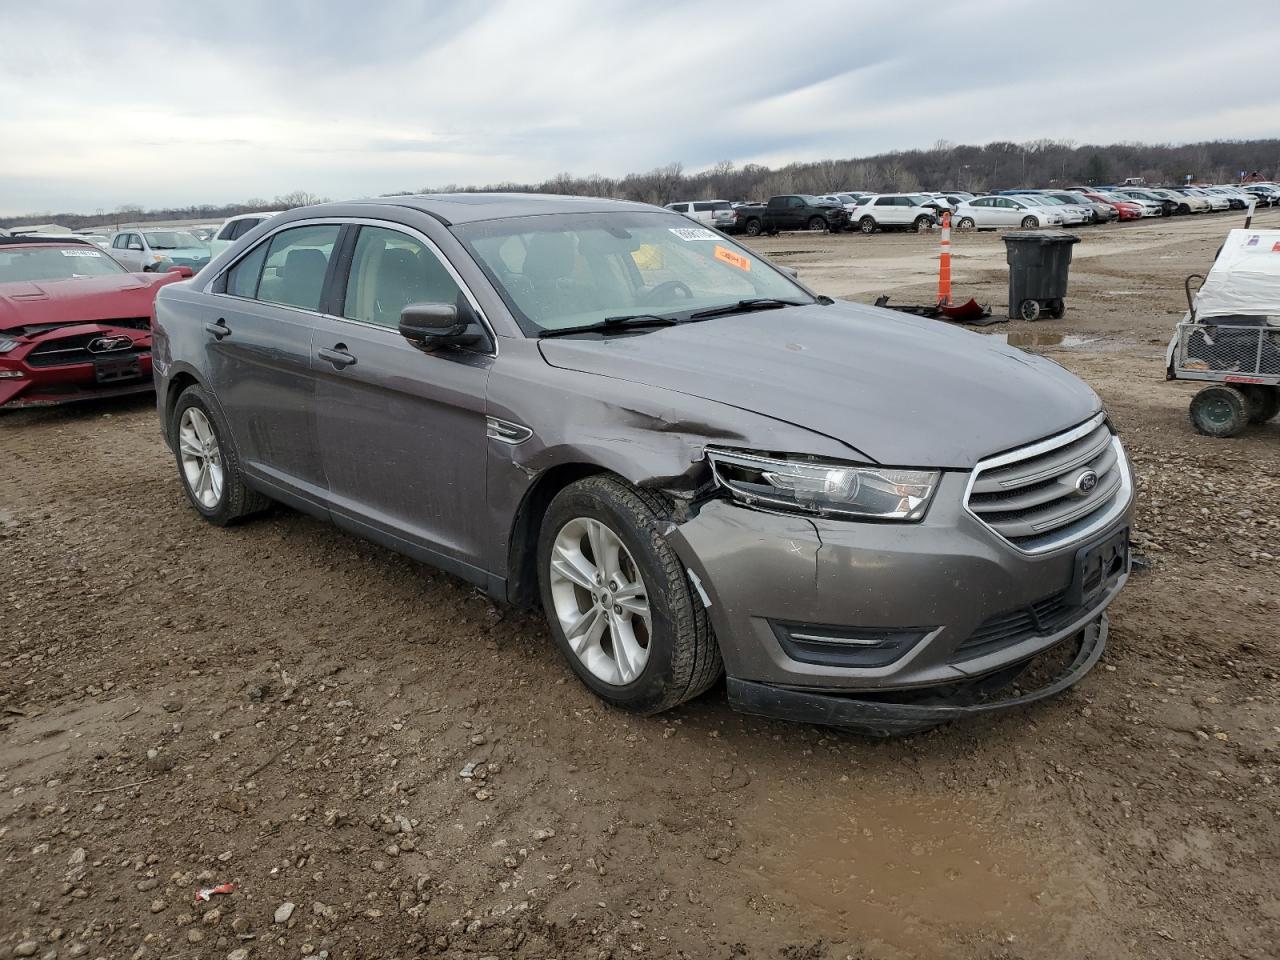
[454,212,813,335]
[0,245,128,282]
[343,226,461,329]
[144,231,205,250]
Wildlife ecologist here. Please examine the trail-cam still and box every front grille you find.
[966,414,1129,553]
[26,331,145,367]
[953,589,1079,661]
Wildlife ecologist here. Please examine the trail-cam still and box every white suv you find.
[664,201,736,230]
[849,194,939,234]
[209,211,283,257]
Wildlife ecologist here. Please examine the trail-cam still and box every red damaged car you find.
[0,237,192,409]
[1082,192,1143,222]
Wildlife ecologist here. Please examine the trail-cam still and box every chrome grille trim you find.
[964,413,1132,555]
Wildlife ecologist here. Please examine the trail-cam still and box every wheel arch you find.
[504,461,612,608]
[160,364,206,448]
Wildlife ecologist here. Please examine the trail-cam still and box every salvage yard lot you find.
[2,211,1278,960]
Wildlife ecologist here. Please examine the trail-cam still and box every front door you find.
[204,222,340,502]
[311,224,493,579]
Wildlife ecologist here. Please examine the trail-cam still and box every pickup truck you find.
[729,195,848,236]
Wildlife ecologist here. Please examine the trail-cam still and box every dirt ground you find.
[2,209,1278,960]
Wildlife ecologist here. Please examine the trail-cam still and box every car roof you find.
[335,193,660,225]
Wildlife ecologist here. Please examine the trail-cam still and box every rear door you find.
[310,223,494,579]
[203,222,341,503]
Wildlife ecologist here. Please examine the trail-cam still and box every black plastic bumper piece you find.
[726,614,1108,737]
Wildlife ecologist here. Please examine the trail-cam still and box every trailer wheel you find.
[1189,385,1250,438]
[1019,299,1041,321]
[1242,385,1280,424]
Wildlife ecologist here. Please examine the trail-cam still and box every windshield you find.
[144,231,205,250]
[454,211,813,335]
[1016,196,1046,206]
[0,245,128,282]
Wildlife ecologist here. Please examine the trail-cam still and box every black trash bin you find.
[1002,231,1080,321]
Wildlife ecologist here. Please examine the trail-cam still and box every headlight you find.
[707,449,939,521]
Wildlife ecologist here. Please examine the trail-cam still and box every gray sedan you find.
[152,195,1133,735]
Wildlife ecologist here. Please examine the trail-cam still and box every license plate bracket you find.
[94,355,142,384]
[1069,527,1130,609]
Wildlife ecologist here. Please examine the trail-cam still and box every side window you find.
[343,226,462,329]
[215,222,237,241]
[874,197,891,206]
[692,202,714,212]
[225,242,269,299]
[256,224,340,312]
[231,218,260,240]
[127,234,144,250]
[112,235,127,249]
[787,197,804,209]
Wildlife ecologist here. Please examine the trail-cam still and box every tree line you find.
[4,139,1277,229]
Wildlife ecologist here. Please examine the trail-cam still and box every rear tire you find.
[1242,385,1280,424]
[1020,216,1038,229]
[807,216,828,232]
[957,217,976,230]
[537,476,722,715]
[859,217,876,235]
[1189,385,1250,438]
[171,385,270,525]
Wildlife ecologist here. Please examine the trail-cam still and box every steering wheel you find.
[638,280,694,305]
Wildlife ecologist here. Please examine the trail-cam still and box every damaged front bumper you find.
[666,473,1131,732]
[727,615,1108,736]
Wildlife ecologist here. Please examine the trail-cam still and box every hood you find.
[0,273,175,331]
[156,247,210,260]
[537,302,1101,468]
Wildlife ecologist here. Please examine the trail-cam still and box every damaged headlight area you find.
[706,448,939,521]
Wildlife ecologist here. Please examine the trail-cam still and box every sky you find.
[2,0,1279,216]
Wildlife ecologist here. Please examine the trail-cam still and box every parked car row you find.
[667,181,1280,237]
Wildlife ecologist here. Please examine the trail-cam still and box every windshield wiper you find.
[687,298,808,320]
[538,314,679,339]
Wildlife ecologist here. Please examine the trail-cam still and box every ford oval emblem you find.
[1074,469,1099,496]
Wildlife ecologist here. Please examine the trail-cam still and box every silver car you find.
[109,229,211,273]
[153,194,1134,735]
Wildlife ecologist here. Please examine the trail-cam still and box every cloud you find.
[1,0,1278,214]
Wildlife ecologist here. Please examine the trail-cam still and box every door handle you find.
[317,345,357,369]
[205,319,231,340]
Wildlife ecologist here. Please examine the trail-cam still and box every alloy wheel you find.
[178,407,224,509]
[548,516,652,687]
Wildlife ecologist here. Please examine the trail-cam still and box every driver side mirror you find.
[399,303,480,352]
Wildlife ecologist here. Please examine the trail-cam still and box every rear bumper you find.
[727,615,1108,736]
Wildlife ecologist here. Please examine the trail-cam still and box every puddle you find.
[741,788,1088,954]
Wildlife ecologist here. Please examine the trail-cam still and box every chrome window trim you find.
[202,216,499,357]
[962,412,1133,556]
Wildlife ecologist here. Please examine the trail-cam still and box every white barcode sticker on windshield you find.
[60,249,103,257]
[668,227,716,242]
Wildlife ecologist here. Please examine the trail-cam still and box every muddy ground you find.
[1,209,1278,960]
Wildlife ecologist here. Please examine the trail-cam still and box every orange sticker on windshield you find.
[714,245,751,272]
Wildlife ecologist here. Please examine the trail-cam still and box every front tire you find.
[171,385,269,525]
[807,216,828,232]
[1189,385,1249,438]
[956,217,976,230]
[537,476,722,715]
[912,216,931,233]
[1020,216,1038,229]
